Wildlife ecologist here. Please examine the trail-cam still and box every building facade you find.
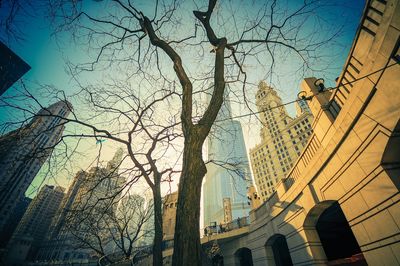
[0,101,71,240]
[0,41,31,95]
[162,191,178,241]
[201,1,400,265]
[5,185,65,264]
[36,149,126,263]
[249,83,313,200]
[203,90,252,227]
[0,196,31,249]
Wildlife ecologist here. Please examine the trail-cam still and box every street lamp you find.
[297,91,313,101]
[314,78,325,92]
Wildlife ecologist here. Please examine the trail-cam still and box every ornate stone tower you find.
[250,82,313,200]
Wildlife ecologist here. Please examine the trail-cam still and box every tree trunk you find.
[172,136,206,266]
[153,182,163,266]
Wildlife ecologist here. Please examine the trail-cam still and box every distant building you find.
[202,89,252,227]
[249,82,313,200]
[117,194,153,248]
[0,41,31,95]
[46,171,86,241]
[140,197,154,247]
[0,101,71,240]
[36,149,126,263]
[162,191,178,241]
[5,185,65,264]
[0,196,31,249]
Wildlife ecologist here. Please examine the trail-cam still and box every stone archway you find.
[382,119,400,190]
[265,234,293,266]
[304,201,367,265]
[234,247,253,266]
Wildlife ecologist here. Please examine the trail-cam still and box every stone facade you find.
[203,0,400,265]
[163,191,178,241]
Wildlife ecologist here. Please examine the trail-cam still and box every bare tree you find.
[65,191,154,264]
[0,0,36,42]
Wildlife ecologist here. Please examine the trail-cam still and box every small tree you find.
[65,192,153,263]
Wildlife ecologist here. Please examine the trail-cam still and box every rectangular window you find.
[329,99,341,118]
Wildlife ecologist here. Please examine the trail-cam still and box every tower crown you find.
[256,81,273,100]
[255,81,282,108]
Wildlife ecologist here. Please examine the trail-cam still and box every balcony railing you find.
[202,216,250,237]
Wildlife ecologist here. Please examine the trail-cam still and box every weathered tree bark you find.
[153,179,163,266]
[171,2,226,263]
[172,133,207,266]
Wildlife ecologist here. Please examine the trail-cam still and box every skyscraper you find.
[37,149,126,262]
[0,41,31,95]
[5,185,65,263]
[0,101,71,239]
[202,90,252,227]
[249,81,313,201]
[0,197,31,249]
[47,170,87,240]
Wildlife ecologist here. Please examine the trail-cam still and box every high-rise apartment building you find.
[249,81,313,201]
[5,185,65,263]
[47,170,87,240]
[202,90,252,227]
[37,149,126,263]
[0,101,71,239]
[0,196,31,249]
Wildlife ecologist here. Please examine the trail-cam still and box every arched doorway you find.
[304,201,367,265]
[265,234,293,266]
[234,247,253,266]
[212,254,224,266]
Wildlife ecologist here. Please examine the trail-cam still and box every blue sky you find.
[0,0,366,197]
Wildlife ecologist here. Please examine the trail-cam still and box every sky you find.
[0,0,365,199]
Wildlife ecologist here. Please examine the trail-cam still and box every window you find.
[329,99,341,118]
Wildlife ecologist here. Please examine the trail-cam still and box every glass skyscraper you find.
[202,89,252,227]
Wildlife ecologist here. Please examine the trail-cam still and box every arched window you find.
[234,247,253,266]
[265,234,293,266]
